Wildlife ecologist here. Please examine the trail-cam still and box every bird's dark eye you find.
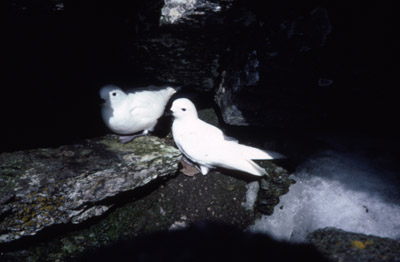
[181,108,186,112]
[112,92,117,96]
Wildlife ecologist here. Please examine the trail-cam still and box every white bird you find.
[170,98,285,177]
[100,84,178,143]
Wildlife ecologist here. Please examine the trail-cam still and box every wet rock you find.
[308,227,400,262]
[255,162,295,215]
[0,136,181,244]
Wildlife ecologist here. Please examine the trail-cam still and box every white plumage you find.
[170,98,285,176]
[100,84,177,143]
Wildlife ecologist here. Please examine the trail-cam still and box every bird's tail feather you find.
[237,144,285,160]
[247,159,268,176]
[219,158,266,176]
[173,86,182,92]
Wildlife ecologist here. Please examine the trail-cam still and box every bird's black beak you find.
[99,98,106,106]
[164,110,173,117]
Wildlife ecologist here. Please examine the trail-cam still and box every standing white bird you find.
[170,98,285,177]
[100,84,178,143]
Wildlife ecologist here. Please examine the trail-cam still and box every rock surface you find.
[214,5,332,127]
[0,105,293,261]
[255,163,294,215]
[308,227,400,262]
[127,0,336,130]
[160,0,230,25]
[130,0,233,91]
[1,157,290,261]
[4,1,395,261]
[0,104,294,261]
[0,136,181,244]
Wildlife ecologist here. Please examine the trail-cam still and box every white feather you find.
[170,98,285,177]
[100,85,177,135]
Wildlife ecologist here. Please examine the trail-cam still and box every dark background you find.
[3,0,394,153]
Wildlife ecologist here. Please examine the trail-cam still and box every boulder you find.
[0,107,291,261]
[0,136,181,244]
[308,227,400,262]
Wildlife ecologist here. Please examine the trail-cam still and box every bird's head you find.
[99,85,127,107]
[170,98,198,119]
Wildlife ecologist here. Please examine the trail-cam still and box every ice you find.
[241,181,260,211]
[250,149,400,242]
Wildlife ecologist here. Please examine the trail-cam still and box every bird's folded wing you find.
[235,143,286,160]
[176,121,226,163]
[223,134,239,143]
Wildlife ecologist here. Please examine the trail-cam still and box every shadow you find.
[294,147,400,206]
[74,221,329,262]
[0,173,177,254]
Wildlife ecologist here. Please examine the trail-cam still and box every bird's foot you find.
[179,158,201,176]
[118,133,147,144]
[106,133,148,143]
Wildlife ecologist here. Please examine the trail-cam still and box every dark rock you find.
[76,221,329,262]
[5,1,392,261]
[308,227,400,262]
[0,136,180,244]
[1,102,291,261]
[160,0,233,26]
[131,29,221,90]
[130,0,235,90]
[215,5,332,127]
[1,167,263,261]
[124,0,338,132]
[255,162,295,215]
[8,0,64,13]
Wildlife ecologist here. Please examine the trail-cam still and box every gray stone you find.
[160,0,233,26]
[2,166,264,261]
[0,136,181,244]
[308,227,400,262]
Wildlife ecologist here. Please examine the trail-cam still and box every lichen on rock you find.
[255,161,295,215]
[0,136,181,244]
[308,227,400,262]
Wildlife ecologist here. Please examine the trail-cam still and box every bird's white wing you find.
[128,90,172,117]
[222,134,239,143]
[175,122,268,176]
[234,143,286,160]
[173,115,283,176]
[173,119,227,166]
[176,118,283,162]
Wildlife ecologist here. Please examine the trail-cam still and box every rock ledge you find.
[0,136,181,243]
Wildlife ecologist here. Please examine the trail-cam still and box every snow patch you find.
[250,150,400,242]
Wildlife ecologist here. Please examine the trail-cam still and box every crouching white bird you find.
[100,84,178,143]
[170,98,285,177]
